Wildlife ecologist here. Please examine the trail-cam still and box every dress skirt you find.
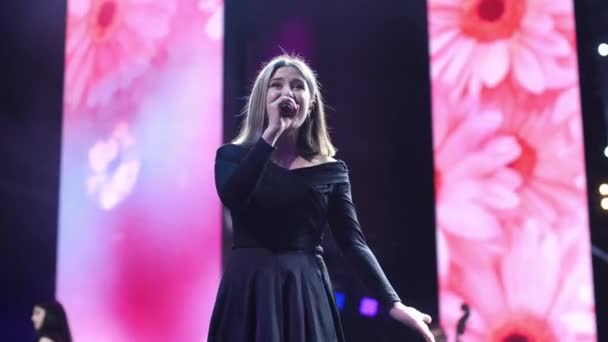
[207,247,345,342]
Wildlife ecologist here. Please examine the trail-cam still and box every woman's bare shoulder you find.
[39,337,55,342]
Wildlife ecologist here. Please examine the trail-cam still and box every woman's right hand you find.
[389,302,435,342]
[262,96,299,145]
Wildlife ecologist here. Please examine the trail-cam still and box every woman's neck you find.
[272,129,300,167]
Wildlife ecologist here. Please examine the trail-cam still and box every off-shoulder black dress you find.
[207,137,401,342]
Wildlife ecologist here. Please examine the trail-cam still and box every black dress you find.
[208,137,401,342]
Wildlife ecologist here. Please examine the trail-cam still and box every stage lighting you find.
[599,43,608,57]
[602,198,608,210]
[600,184,608,196]
[359,297,378,317]
[334,291,346,311]
[604,146,608,158]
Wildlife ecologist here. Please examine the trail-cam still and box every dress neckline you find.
[269,160,343,172]
[229,141,344,172]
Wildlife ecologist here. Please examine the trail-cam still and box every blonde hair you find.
[232,54,337,158]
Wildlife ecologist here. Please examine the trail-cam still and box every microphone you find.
[455,303,470,342]
[279,100,297,116]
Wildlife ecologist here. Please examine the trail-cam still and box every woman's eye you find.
[270,83,281,88]
[294,84,305,89]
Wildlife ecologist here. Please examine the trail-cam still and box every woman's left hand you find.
[389,302,435,342]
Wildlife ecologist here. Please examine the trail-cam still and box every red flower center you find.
[488,312,556,342]
[98,1,117,28]
[508,136,537,181]
[460,0,526,42]
[90,0,122,42]
[479,0,505,21]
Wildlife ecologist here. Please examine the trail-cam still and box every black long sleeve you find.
[214,138,275,210]
[328,181,401,308]
[215,138,400,308]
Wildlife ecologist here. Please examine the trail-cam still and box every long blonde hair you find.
[232,54,337,158]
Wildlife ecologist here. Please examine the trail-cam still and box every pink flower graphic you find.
[64,0,177,112]
[87,122,141,210]
[551,85,583,143]
[493,90,585,227]
[433,93,521,269]
[199,0,224,40]
[437,229,450,280]
[440,220,596,341]
[429,0,576,99]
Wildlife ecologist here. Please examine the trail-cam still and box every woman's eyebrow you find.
[270,77,305,83]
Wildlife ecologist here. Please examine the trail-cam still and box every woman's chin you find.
[288,122,304,131]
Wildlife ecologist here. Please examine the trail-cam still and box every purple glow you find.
[359,297,378,317]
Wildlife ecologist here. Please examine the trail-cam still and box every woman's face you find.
[266,66,312,130]
[31,306,46,330]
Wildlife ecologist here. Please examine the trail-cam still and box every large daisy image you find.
[429,0,575,99]
[64,0,177,112]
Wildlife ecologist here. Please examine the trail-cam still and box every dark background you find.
[0,1,66,341]
[575,0,608,340]
[1,0,607,341]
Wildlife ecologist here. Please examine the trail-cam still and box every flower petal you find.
[478,42,510,88]
[439,202,502,239]
[512,45,545,94]
[444,38,476,84]
[501,221,560,315]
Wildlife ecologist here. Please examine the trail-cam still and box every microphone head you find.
[279,101,296,116]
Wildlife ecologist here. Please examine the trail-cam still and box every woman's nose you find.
[281,86,294,97]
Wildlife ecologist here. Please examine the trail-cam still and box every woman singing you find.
[208,54,434,342]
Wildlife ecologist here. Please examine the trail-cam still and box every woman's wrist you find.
[389,301,405,317]
[262,126,282,146]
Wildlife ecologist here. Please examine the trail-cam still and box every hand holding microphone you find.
[279,99,298,117]
[263,96,300,145]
